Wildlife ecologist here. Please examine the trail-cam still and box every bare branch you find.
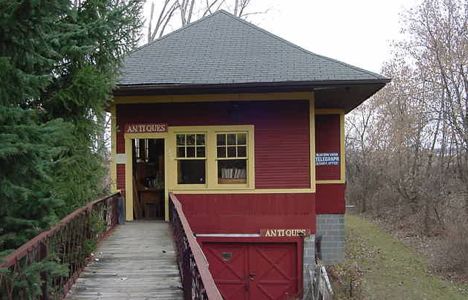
[148,0,179,42]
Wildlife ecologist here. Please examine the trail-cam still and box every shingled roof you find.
[116,10,389,111]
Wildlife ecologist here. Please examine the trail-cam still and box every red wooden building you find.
[111,11,388,299]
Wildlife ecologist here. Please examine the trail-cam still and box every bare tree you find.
[233,0,251,17]
[147,0,178,41]
[146,0,263,43]
[346,0,467,274]
[406,0,468,213]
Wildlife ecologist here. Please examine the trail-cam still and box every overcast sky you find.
[250,0,423,73]
[142,0,421,74]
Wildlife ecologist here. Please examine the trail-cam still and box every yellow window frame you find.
[315,109,346,184]
[214,131,249,186]
[171,130,208,189]
[167,125,255,191]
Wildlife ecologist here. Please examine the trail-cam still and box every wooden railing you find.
[169,193,223,300]
[0,192,122,300]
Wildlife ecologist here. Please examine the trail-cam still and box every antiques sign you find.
[260,229,311,237]
[316,152,340,166]
[125,123,167,133]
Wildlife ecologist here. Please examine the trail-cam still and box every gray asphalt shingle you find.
[118,10,386,86]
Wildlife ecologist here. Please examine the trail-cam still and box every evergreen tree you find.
[0,0,143,253]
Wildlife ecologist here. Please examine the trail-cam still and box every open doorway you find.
[131,138,165,220]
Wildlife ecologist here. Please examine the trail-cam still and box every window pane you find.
[177,146,185,158]
[217,146,226,158]
[141,139,148,160]
[176,134,185,146]
[218,159,247,184]
[237,133,247,145]
[134,139,140,158]
[187,146,195,157]
[178,160,206,184]
[187,134,195,145]
[227,134,236,145]
[196,134,205,146]
[196,146,205,158]
[217,134,225,146]
[238,146,247,157]
[227,146,236,157]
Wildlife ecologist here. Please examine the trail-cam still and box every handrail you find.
[0,192,122,300]
[169,192,223,300]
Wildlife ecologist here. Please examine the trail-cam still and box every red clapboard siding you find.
[315,114,341,180]
[116,164,125,190]
[315,184,345,214]
[116,100,310,189]
[176,193,316,233]
[116,133,125,154]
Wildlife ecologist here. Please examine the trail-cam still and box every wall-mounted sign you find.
[316,152,340,166]
[125,123,167,134]
[115,154,127,164]
[260,229,311,237]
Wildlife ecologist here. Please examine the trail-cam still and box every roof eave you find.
[114,79,390,95]
[113,79,390,113]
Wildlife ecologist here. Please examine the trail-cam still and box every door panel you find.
[203,243,249,300]
[203,242,298,300]
[249,244,297,300]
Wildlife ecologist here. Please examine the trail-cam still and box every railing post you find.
[183,247,192,299]
[118,195,125,225]
[0,192,122,299]
[39,241,49,300]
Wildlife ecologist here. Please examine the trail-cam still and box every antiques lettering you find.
[260,229,310,237]
[125,123,167,133]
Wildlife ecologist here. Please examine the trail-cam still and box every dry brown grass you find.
[328,215,468,299]
[437,223,468,277]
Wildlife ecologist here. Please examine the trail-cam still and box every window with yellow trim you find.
[176,133,206,184]
[216,132,248,184]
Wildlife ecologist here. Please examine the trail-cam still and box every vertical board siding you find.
[116,100,310,189]
[116,133,125,154]
[176,193,316,233]
[315,114,341,180]
[116,164,125,190]
[315,184,345,214]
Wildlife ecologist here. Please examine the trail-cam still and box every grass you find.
[330,214,468,300]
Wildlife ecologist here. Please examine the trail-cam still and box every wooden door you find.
[203,242,298,300]
[204,243,249,299]
[248,243,298,300]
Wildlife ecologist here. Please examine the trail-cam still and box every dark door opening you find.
[132,138,165,220]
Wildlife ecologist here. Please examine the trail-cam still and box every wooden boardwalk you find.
[66,221,183,300]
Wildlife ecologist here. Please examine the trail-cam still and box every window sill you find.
[173,184,207,190]
[171,184,254,191]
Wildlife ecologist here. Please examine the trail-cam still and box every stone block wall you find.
[316,214,345,264]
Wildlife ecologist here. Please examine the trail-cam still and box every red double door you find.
[203,242,299,300]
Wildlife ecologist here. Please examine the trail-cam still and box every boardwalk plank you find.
[66,221,183,300]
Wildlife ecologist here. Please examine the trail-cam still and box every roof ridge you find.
[218,11,386,80]
[129,10,227,55]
